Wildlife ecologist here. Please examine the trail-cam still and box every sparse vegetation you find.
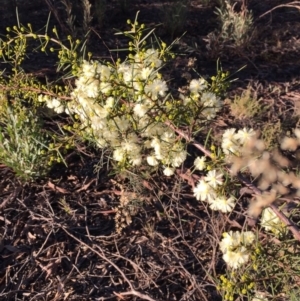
[160,0,190,39]
[1,1,300,301]
[227,85,264,120]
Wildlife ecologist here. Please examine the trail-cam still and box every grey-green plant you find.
[81,0,93,33]
[60,0,78,37]
[207,0,254,53]
[0,95,56,181]
[58,0,93,37]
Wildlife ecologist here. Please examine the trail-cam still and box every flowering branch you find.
[166,121,300,242]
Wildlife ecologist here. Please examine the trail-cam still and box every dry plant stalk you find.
[81,0,93,33]
[259,1,300,19]
[228,85,263,120]
[111,180,139,233]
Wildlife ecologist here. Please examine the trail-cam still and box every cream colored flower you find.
[223,246,250,269]
[133,103,148,117]
[47,98,64,114]
[171,150,187,167]
[113,148,126,162]
[141,67,153,80]
[189,78,207,94]
[163,166,175,176]
[105,97,114,108]
[234,128,256,145]
[193,179,216,201]
[221,137,239,155]
[252,293,268,301]
[219,231,241,253]
[209,196,235,213]
[114,116,130,132]
[261,207,285,235]
[194,156,206,171]
[81,60,96,78]
[144,49,162,68]
[129,156,142,166]
[204,169,223,188]
[147,155,159,166]
[99,82,112,94]
[85,79,100,98]
[97,64,111,81]
[222,128,236,140]
[145,79,168,100]
[202,107,217,120]
[201,91,220,108]
[220,230,255,269]
[241,231,256,246]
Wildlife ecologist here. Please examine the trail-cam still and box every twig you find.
[59,226,157,301]
[90,28,117,65]
[44,0,69,34]
[259,1,300,19]
[0,186,21,211]
[165,121,212,157]
[0,84,72,101]
[115,290,157,301]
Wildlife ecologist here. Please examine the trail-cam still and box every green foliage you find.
[217,234,300,301]
[0,95,56,181]
[0,12,229,180]
[216,0,254,47]
[160,0,189,40]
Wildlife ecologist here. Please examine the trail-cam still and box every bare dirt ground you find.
[1,1,300,300]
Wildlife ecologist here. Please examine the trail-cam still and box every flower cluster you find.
[194,156,206,171]
[260,207,286,236]
[220,230,255,269]
[38,95,65,114]
[180,78,222,120]
[222,127,256,155]
[193,169,236,212]
[38,29,222,176]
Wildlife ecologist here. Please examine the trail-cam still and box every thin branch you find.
[165,121,212,157]
[44,0,69,33]
[116,290,157,301]
[259,2,300,19]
